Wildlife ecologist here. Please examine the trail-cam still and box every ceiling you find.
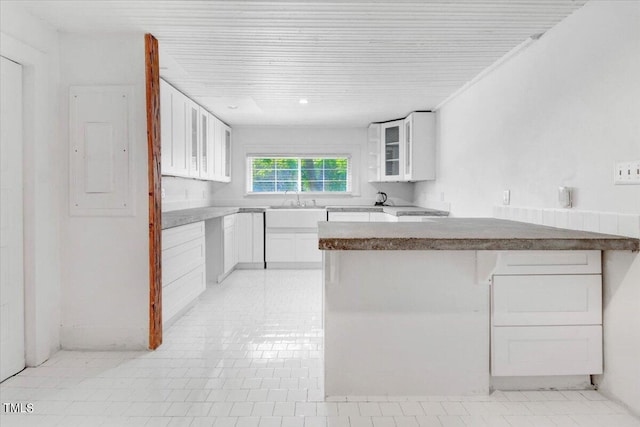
[13,0,587,126]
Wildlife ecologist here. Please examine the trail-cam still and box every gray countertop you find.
[318,218,639,251]
[162,206,267,229]
[325,205,449,216]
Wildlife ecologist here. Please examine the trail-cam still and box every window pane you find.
[253,181,275,192]
[276,158,297,169]
[301,168,323,181]
[324,181,347,192]
[302,180,324,192]
[324,169,346,180]
[276,169,298,181]
[301,159,323,169]
[253,169,275,181]
[253,158,274,169]
[276,181,298,192]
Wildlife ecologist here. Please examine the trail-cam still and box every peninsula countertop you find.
[162,206,267,229]
[318,218,640,251]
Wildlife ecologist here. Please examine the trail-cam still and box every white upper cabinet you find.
[160,80,189,177]
[381,119,404,181]
[370,112,435,182]
[404,112,435,181]
[160,79,231,183]
[367,124,381,182]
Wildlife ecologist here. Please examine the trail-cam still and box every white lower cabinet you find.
[492,325,603,376]
[490,250,603,377]
[265,232,322,264]
[161,222,206,326]
[236,213,264,265]
[328,212,370,222]
[223,214,236,276]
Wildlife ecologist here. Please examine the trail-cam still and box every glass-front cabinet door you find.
[404,115,412,180]
[222,123,231,182]
[381,120,403,181]
[188,101,200,177]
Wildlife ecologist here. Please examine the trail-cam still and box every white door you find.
[0,56,25,381]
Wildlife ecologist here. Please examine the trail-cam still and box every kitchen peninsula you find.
[319,218,639,396]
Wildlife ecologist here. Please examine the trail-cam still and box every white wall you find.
[59,34,149,349]
[414,1,640,217]
[0,4,61,365]
[412,0,640,414]
[162,126,415,211]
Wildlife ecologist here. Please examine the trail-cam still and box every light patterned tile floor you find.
[1,270,638,427]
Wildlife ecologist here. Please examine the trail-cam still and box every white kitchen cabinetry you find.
[403,112,435,181]
[160,79,231,183]
[222,214,237,276]
[199,109,215,180]
[160,79,189,177]
[162,222,206,327]
[328,212,370,222]
[265,209,325,268]
[490,250,603,377]
[381,120,404,181]
[236,212,264,267]
[372,112,435,182]
[367,124,381,182]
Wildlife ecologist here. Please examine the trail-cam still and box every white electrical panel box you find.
[614,160,640,185]
[69,86,134,216]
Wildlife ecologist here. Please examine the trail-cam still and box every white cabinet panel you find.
[491,250,601,275]
[296,233,322,262]
[161,222,206,326]
[369,212,393,222]
[252,214,265,263]
[493,275,602,326]
[169,85,189,177]
[396,216,426,222]
[266,233,296,262]
[381,120,403,181]
[236,213,253,264]
[492,325,603,376]
[223,214,237,274]
[328,212,369,222]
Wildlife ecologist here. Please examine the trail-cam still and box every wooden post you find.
[145,33,162,349]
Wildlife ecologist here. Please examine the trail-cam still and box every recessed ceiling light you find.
[227,105,238,109]
[299,98,308,105]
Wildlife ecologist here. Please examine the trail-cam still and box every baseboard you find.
[266,262,322,269]
[491,375,592,391]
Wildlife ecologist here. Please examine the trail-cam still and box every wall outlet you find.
[558,186,572,208]
[614,160,640,185]
[502,190,510,205]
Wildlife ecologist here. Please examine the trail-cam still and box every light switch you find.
[614,160,640,185]
[502,190,510,205]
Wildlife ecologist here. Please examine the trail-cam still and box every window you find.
[248,156,351,193]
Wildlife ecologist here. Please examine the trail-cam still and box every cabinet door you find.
[160,80,174,175]
[381,120,403,181]
[369,212,391,222]
[213,116,224,180]
[252,213,265,263]
[295,233,322,262]
[403,115,412,180]
[186,99,200,178]
[266,233,296,262]
[199,109,212,180]
[367,123,381,182]
[223,214,236,274]
[236,213,253,263]
[171,88,189,176]
[221,122,232,182]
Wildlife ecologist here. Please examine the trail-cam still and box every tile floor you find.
[1,270,638,427]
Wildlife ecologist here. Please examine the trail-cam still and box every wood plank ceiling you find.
[16,0,587,126]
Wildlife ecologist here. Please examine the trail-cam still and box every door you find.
[0,56,25,381]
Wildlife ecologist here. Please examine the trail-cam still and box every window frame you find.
[246,155,353,195]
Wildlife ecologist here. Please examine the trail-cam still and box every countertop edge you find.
[318,237,640,251]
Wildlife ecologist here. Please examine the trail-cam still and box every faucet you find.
[283,190,301,207]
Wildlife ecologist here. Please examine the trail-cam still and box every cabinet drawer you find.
[162,236,205,285]
[492,325,602,376]
[163,264,205,324]
[163,221,205,250]
[492,275,602,326]
[328,212,369,222]
[491,250,601,275]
